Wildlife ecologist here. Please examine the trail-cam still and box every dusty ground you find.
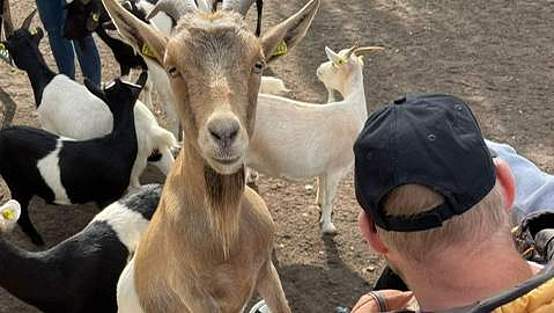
[0,0,553,312]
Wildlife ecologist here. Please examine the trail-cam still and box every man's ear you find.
[260,0,319,63]
[102,0,168,66]
[358,211,388,254]
[494,158,516,212]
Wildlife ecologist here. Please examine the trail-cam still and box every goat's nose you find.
[208,117,240,146]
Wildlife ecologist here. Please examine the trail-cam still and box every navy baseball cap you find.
[354,94,496,232]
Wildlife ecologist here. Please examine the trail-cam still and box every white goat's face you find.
[316,46,361,93]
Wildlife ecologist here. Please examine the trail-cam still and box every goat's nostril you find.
[209,129,222,141]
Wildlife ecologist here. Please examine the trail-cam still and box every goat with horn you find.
[147,0,264,35]
[102,0,320,312]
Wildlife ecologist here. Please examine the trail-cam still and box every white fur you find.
[259,77,290,96]
[37,139,72,205]
[117,258,144,313]
[247,47,370,235]
[38,74,177,188]
[137,1,173,35]
[90,202,150,253]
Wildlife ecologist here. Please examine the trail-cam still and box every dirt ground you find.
[0,0,553,312]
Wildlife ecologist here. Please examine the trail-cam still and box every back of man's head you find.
[379,183,510,261]
[354,94,512,261]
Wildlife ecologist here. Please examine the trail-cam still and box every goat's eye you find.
[167,67,179,78]
[253,61,264,74]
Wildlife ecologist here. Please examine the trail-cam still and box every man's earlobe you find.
[494,158,516,211]
[358,211,388,254]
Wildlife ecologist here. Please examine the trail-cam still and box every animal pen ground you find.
[0,0,552,312]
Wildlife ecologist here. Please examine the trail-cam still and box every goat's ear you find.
[325,46,342,63]
[84,78,107,102]
[102,0,168,66]
[261,0,319,63]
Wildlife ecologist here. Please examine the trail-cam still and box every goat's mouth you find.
[212,156,241,165]
[207,155,244,175]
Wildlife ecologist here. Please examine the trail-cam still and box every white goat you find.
[247,44,383,235]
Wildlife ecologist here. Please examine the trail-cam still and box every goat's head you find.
[63,0,110,40]
[84,72,148,114]
[1,7,45,71]
[317,44,384,94]
[103,0,320,175]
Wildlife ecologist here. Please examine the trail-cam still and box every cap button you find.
[393,97,407,105]
[455,104,463,111]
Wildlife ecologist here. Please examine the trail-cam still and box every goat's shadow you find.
[272,237,372,313]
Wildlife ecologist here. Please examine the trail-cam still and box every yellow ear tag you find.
[271,40,288,58]
[30,28,38,36]
[141,44,155,58]
[2,208,15,221]
[92,13,100,22]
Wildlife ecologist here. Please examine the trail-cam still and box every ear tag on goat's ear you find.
[2,208,15,221]
[0,44,13,67]
[271,40,288,58]
[30,27,38,36]
[141,44,155,58]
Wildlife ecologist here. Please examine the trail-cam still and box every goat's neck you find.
[170,142,245,259]
[110,106,136,141]
[23,57,56,107]
[96,26,122,48]
[0,237,50,303]
[341,67,368,120]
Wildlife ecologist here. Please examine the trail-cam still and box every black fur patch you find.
[117,184,162,221]
[147,149,162,162]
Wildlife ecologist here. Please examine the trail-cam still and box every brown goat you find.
[101,0,320,312]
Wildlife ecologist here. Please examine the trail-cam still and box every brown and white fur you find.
[101,0,320,312]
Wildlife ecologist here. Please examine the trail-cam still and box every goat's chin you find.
[206,157,244,176]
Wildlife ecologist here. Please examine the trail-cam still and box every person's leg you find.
[74,35,102,86]
[35,0,75,78]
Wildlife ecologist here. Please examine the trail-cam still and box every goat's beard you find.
[203,165,245,259]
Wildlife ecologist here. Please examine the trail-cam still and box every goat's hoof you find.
[321,224,338,236]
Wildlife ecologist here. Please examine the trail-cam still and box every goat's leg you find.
[13,194,44,246]
[256,261,291,313]
[320,174,340,235]
[316,175,326,208]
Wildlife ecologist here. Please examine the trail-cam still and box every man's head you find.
[354,94,516,265]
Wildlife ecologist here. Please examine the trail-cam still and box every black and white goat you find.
[63,0,147,78]
[1,9,177,187]
[0,184,161,313]
[0,74,145,245]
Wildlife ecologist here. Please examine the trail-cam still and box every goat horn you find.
[222,0,254,15]
[146,0,197,22]
[21,9,38,31]
[2,0,15,37]
[344,42,360,59]
[196,0,212,12]
[354,46,385,56]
